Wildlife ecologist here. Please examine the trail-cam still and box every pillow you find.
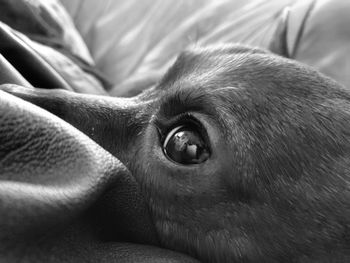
[60,0,295,96]
[291,0,350,88]
[61,0,350,95]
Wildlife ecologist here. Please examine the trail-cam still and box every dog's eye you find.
[163,125,210,165]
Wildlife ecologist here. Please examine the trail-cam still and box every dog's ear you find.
[269,8,290,58]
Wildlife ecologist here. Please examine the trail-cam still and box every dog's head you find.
[129,45,350,262]
[3,45,350,262]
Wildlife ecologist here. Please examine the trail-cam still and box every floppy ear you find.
[0,89,167,261]
[268,7,290,57]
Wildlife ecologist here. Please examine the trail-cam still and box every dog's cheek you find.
[128,119,272,261]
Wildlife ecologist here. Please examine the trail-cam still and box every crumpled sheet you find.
[61,0,296,96]
[1,0,349,96]
[0,0,93,64]
[61,0,350,97]
[0,0,108,94]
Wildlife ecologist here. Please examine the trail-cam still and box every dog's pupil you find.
[164,126,209,165]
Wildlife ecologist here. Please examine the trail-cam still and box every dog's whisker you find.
[209,86,239,93]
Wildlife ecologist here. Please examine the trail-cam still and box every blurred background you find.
[1,0,349,96]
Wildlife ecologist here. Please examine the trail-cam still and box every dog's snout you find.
[0,85,150,161]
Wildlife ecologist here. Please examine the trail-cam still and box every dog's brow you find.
[157,88,222,121]
[207,86,239,93]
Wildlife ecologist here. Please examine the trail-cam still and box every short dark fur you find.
[2,44,350,262]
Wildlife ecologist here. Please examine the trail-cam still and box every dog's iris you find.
[163,125,209,164]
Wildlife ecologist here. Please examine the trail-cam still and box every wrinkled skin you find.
[1,45,350,262]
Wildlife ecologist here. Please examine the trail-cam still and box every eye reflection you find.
[163,125,210,165]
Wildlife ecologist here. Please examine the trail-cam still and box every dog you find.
[1,44,349,262]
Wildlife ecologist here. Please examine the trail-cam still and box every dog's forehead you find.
[153,48,282,115]
[160,49,244,85]
[149,47,349,137]
[158,47,294,93]
[157,46,341,102]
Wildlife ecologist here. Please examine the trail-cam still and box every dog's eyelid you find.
[157,90,221,122]
[153,112,202,133]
